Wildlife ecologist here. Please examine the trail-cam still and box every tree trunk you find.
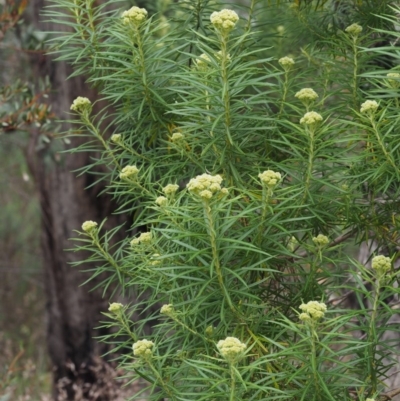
[26,1,129,399]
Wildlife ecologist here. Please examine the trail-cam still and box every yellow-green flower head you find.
[70,96,92,113]
[345,23,363,36]
[366,398,375,401]
[258,170,282,188]
[130,232,152,246]
[210,9,239,33]
[150,253,161,266]
[122,6,148,25]
[387,72,400,88]
[277,25,285,35]
[371,255,391,273]
[215,50,231,62]
[295,88,319,102]
[82,220,98,234]
[171,132,185,142]
[278,56,295,70]
[217,337,247,363]
[205,325,214,337]
[187,173,223,199]
[312,234,329,247]
[195,53,211,70]
[300,111,323,125]
[133,339,154,359]
[163,184,179,195]
[288,236,298,252]
[360,100,379,114]
[160,304,174,316]
[155,196,167,206]
[119,165,139,180]
[111,134,122,144]
[108,302,123,313]
[299,301,327,321]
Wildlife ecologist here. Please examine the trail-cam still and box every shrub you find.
[50,0,400,399]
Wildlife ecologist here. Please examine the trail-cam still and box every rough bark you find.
[26,1,128,399]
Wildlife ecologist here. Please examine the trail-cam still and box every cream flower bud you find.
[82,220,98,234]
[108,302,123,313]
[299,301,327,321]
[111,134,122,143]
[122,6,148,25]
[258,170,282,188]
[217,337,247,363]
[278,56,295,70]
[345,23,363,36]
[300,111,323,125]
[371,255,391,273]
[387,72,400,88]
[200,189,213,199]
[171,132,185,142]
[160,304,174,316]
[163,184,179,195]
[195,53,211,70]
[156,196,167,206]
[133,339,154,358]
[312,234,329,247]
[70,97,92,113]
[360,100,378,114]
[210,9,239,33]
[295,88,319,102]
[119,165,139,180]
[131,232,152,246]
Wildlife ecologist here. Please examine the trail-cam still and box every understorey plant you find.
[49,0,400,400]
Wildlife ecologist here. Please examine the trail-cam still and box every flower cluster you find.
[171,132,185,142]
[81,220,98,234]
[371,255,391,274]
[131,232,152,246]
[300,111,323,126]
[217,337,247,363]
[155,196,167,206]
[133,339,154,359]
[70,97,92,113]
[387,72,400,88]
[187,173,227,200]
[195,53,211,70]
[163,184,179,195]
[108,302,123,313]
[345,23,363,36]
[122,6,148,25]
[258,170,282,188]
[160,304,174,316]
[360,100,378,115]
[312,234,329,247]
[278,56,295,70]
[210,9,239,33]
[299,301,327,322]
[119,165,139,180]
[295,88,319,103]
[111,134,122,144]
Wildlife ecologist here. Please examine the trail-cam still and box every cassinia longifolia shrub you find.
[50,0,400,399]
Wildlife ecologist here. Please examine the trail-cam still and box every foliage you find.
[48,0,400,400]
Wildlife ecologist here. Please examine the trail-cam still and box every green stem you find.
[279,71,289,117]
[367,277,381,393]
[351,37,359,109]
[147,361,176,400]
[369,118,397,171]
[133,25,155,119]
[220,36,233,146]
[202,200,235,311]
[229,364,236,401]
[303,126,316,200]
[82,115,121,170]
[310,325,321,401]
